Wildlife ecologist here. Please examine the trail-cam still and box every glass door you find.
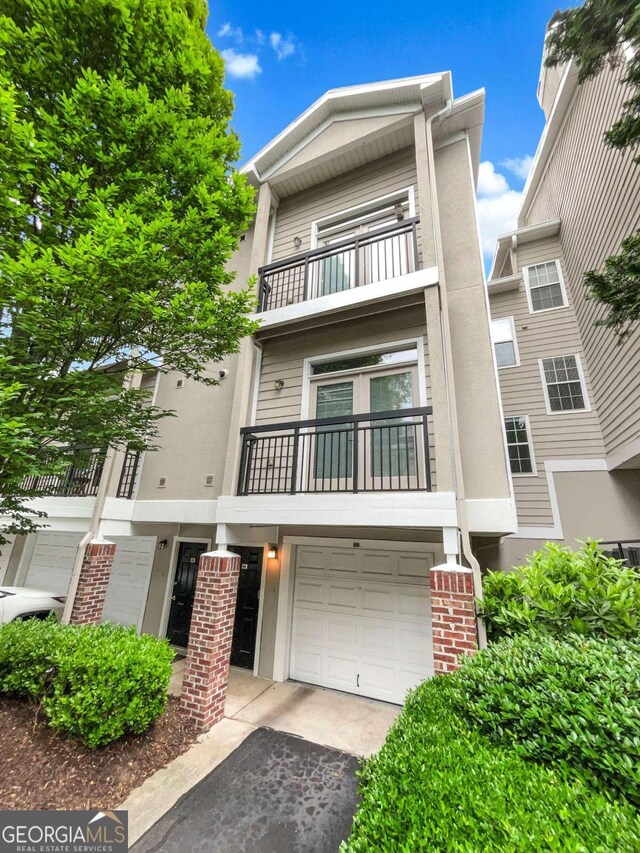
[310,378,354,490]
[319,230,356,297]
[365,368,419,489]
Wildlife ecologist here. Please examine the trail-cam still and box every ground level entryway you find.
[130,728,359,853]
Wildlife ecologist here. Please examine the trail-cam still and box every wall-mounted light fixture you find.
[273,379,285,391]
[293,236,302,248]
[158,538,169,550]
[267,544,278,560]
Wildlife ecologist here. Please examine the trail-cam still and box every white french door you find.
[309,364,420,491]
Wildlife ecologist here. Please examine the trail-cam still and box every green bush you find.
[344,676,640,852]
[479,540,640,641]
[455,632,640,806]
[0,619,174,747]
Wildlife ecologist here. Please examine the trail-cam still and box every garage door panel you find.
[326,582,358,609]
[295,578,325,605]
[292,611,324,644]
[290,647,323,682]
[101,536,154,630]
[398,552,433,578]
[360,550,395,579]
[326,618,357,648]
[326,654,358,689]
[25,532,83,593]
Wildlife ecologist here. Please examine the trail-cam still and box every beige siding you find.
[271,147,425,268]
[490,237,605,527]
[254,306,437,489]
[524,67,640,460]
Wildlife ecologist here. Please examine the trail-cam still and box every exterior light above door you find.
[267,544,278,560]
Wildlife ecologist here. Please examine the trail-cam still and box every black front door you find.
[167,541,208,648]
[229,547,263,670]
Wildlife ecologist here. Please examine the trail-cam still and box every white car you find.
[0,587,66,623]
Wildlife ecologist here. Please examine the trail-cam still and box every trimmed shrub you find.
[0,619,174,747]
[479,540,640,641]
[455,632,640,805]
[343,676,640,852]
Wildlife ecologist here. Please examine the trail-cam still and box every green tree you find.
[0,0,257,540]
[544,0,640,340]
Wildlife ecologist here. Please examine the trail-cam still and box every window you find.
[540,354,590,413]
[524,260,567,312]
[490,317,519,368]
[504,416,535,475]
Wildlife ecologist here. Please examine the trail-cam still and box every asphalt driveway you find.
[130,727,360,853]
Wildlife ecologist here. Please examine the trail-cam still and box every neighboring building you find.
[486,42,640,571]
[2,72,515,707]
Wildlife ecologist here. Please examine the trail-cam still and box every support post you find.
[69,538,115,626]
[430,563,478,673]
[180,549,241,732]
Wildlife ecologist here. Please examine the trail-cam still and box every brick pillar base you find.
[430,563,479,674]
[69,539,116,625]
[180,550,241,732]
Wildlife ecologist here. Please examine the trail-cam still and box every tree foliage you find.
[544,0,640,338]
[0,0,257,538]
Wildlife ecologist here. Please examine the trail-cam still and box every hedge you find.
[456,632,640,806]
[343,675,640,851]
[0,618,174,747]
[479,540,640,641]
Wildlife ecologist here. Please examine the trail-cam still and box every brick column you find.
[180,550,241,732]
[69,539,116,625]
[430,563,479,674]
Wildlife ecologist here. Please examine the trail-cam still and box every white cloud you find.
[476,161,522,260]
[220,49,262,80]
[270,31,296,60]
[218,22,243,43]
[501,155,534,181]
[254,29,265,44]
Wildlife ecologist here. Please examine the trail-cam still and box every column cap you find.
[203,549,241,559]
[430,562,472,574]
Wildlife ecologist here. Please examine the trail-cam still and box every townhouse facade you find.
[1,72,516,708]
[486,43,640,570]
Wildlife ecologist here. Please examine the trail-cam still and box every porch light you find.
[267,544,278,560]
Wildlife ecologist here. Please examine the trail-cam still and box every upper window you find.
[504,416,535,475]
[539,354,590,413]
[524,260,567,312]
[490,317,519,368]
[310,347,417,376]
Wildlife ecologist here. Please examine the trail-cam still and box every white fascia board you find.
[242,74,445,179]
[102,497,136,521]
[255,267,439,332]
[131,500,218,525]
[487,273,523,295]
[606,436,640,471]
[216,491,458,529]
[465,499,517,535]
[488,219,561,281]
[13,496,97,520]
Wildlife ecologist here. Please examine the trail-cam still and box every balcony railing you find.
[116,448,142,499]
[601,541,640,568]
[22,450,104,498]
[258,217,420,312]
[237,407,432,496]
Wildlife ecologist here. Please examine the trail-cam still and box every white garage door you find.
[102,537,155,630]
[290,543,436,705]
[24,532,82,593]
[0,535,16,585]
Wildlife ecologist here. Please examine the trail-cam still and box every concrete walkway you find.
[122,665,400,846]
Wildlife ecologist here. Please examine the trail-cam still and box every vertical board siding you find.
[524,67,640,460]
[271,147,424,270]
[490,238,605,527]
[255,306,437,490]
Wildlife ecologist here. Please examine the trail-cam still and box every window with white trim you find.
[524,260,567,312]
[540,354,589,412]
[490,317,519,368]
[504,416,535,475]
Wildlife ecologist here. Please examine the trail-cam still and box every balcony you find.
[116,448,142,499]
[22,450,104,498]
[237,407,432,496]
[258,217,420,313]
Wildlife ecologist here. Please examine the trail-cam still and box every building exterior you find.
[486,44,640,571]
[1,71,516,713]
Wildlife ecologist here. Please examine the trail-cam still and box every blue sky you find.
[205,0,569,263]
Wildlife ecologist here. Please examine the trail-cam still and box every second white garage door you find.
[290,543,436,705]
[102,536,155,630]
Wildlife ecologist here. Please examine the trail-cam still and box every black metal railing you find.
[258,217,420,312]
[22,450,104,497]
[237,407,432,496]
[116,448,142,499]
[601,541,640,568]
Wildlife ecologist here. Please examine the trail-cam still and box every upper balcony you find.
[21,447,141,500]
[255,217,437,332]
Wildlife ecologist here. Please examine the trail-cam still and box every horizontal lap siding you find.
[525,67,640,460]
[490,237,605,527]
[271,147,424,269]
[255,306,437,489]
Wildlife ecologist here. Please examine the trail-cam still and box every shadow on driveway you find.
[131,727,360,853]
